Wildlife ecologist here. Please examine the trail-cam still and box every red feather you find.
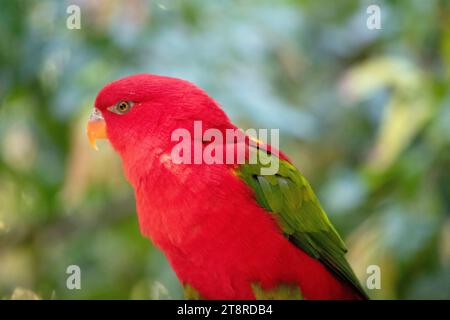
[94,74,363,299]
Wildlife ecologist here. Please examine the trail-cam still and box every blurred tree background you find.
[0,0,449,299]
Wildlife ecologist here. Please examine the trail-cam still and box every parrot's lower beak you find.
[87,108,107,150]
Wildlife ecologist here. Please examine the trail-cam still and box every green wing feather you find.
[251,283,303,300]
[236,147,368,299]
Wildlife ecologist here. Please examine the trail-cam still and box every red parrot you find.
[87,74,368,300]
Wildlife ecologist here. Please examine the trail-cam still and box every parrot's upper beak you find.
[87,108,107,150]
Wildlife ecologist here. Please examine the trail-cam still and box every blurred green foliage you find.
[0,0,449,299]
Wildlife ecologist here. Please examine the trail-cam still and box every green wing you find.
[251,283,303,300]
[183,282,303,300]
[236,147,368,299]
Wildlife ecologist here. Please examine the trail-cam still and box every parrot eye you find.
[108,101,133,115]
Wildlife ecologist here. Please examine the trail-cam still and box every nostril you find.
[89,108,104,121]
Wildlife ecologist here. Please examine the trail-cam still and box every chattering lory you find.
[87,74,368,300]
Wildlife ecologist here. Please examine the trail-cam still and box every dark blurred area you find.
[0,0,449,299]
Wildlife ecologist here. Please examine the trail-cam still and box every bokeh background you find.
[1,0,449,299]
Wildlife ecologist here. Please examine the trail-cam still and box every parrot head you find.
[87,74,233,159]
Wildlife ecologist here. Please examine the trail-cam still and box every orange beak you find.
[87,108,107,150]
